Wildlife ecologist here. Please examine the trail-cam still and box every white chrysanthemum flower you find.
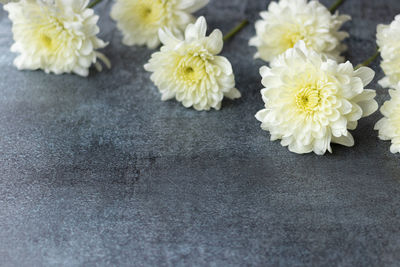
[4,0,110,76]
[377,15,400,88]
[374,86,400,153]
[111,0,209,49]
[255,41,378,155]
[249,0,350,63]
[144,16,241,111]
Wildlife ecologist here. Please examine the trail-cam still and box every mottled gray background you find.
[0,0,400,266]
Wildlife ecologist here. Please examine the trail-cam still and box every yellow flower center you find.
[33,16,67,53]
[175,55,207,86]
[296,85,321,113]
[278,23,309,50]
[282,30,304,49]
[134,0,165,25]
[40,34,53,49]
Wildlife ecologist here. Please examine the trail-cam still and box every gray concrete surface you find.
[1,0,400,266]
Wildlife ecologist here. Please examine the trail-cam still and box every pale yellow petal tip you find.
[225,88,241,100]
[354,67,375,86]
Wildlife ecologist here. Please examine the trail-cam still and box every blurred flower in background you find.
[376,15,400,88]
[4,0,110,76]
[111,0,209,49]
[249,0,350,63]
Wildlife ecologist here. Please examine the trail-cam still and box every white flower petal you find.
[159,28,181,47]
[332,134,354,147]
[205,29,223,55]
[185,16,207,41]
[177,0,209,13]
[354,67,375,86]
[225,88,241,100]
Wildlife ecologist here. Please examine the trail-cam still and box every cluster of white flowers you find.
[249,0,350,63]
[3,0,400,156]
[4,0,239,110]
[250,0,381,155]
[3,0,209,76]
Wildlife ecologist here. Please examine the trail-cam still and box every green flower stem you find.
[329,0,346,13]
[88,0,103,8]
[223,20,249,42]
[356,49,380,70]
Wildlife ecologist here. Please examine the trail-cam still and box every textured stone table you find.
[1,0,400,266]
